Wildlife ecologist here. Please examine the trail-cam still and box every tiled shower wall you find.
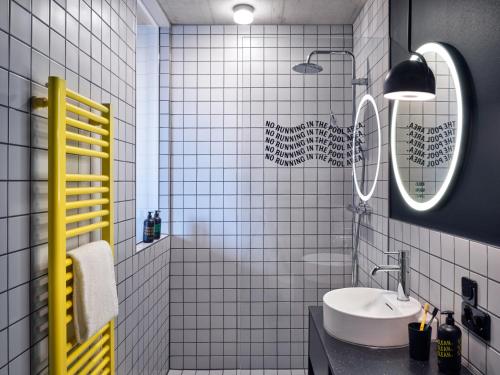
[353,0,500,373]
[237,27,353,369]
[0,1,170,374]
[168,24,353,369]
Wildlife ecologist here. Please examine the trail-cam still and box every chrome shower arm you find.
[304,50,367,86]
[304,49,355,64]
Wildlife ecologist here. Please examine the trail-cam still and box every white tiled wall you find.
[0,1,170,374]
[353,1,500,374]
[388,221,500,374]
[168,24,353,370]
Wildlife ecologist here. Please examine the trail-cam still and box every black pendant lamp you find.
[384,0,436,101]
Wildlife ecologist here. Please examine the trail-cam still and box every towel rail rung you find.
[66,187,109,196]
[66,174,109,182]
[66,117,109,136]
[66,88,109,114]
[66,210,110,224]
[66,221,109,238]
[66,145,109,159]
[78,345,110,374]
[66,315,72,324]
[66,286,73,296]
[66,131,109,147]
[65,258,72,267]
[66,103,109,125]
[66,324,109,359]
[66,198,109,210]
[67,335,110,375]
[90,357,111,375]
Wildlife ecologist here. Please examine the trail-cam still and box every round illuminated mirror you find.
[391,42,466,211]
[353,94,381,202]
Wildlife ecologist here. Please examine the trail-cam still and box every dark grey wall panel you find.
[389,0,500,246]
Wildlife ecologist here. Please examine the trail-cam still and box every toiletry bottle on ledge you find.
[437,311,462,374]
[143,212,155,243]
[154,210,162,239]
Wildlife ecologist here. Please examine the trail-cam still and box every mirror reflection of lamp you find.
[390,42,465,211]
[383,0,436,101]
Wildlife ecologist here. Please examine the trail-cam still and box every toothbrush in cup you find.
[425,307,439,331]
[419,303,430,331]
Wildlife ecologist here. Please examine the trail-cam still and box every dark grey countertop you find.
[309,306,471,375]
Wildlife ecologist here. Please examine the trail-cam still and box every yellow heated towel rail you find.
[34,76,115,375]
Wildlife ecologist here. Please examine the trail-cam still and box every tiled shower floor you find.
[168,370,307,375]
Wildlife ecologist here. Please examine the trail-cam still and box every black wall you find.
[389,0,500,245]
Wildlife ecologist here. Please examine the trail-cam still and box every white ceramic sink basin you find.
[323,287,422,348]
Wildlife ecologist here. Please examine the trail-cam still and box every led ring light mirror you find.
[391,42,465,211]
[353,94,381,202]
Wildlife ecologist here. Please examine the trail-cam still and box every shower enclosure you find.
[292,49,370,287]
[236,32,356,369]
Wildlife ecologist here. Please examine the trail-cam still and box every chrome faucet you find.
[371,250,410,301]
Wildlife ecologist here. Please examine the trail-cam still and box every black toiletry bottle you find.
[154,210,161,239]
[437,311,462,374]
[143,212,155,243]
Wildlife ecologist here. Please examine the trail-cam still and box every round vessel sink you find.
[323,287,422,348]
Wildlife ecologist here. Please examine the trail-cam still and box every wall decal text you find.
[264,120,363,167]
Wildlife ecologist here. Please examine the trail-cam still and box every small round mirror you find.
[391,42,466,211]
[353,94,381,202]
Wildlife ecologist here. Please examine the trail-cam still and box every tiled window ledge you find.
[136,234,169,252]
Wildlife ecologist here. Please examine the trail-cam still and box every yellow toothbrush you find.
[419,303,430,331]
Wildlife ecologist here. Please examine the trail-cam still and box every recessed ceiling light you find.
[233,4,254,25]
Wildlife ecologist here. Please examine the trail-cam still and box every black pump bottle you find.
[143,212,155,243]
[154,210,162,239]
[437,311,462,374]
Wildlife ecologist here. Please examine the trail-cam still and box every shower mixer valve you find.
[352,78,369,85]
[347,202,372,215]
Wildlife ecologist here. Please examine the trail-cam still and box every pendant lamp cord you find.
[407,0,428,65]
[408,0,412,54]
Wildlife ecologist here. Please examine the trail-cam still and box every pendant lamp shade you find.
[383,58,436,101]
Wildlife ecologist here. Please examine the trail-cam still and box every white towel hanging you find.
[68,240,119,343]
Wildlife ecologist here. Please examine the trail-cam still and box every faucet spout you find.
[370,264,400,276]
[370,251,410,301]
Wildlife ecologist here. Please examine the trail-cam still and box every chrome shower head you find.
[292,62,323,74]
[293,49,357,75]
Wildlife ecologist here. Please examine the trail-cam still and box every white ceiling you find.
[158,0,368,25]
[137,2,155,25]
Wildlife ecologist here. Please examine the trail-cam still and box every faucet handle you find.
[384,251,409,264]
[384,251,402,259]
[384,250,409,255]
